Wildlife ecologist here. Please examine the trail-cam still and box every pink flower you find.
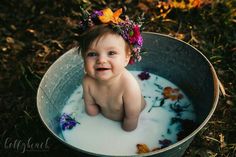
[129,25,142,44]
[137,55,142,61]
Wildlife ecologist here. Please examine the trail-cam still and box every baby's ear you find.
[124,53,131,67]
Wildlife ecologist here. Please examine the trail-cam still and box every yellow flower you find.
[98,8,123,24]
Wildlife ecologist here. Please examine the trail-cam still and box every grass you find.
[0,0,235,156]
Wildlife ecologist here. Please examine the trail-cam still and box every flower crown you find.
[78,8,144,64]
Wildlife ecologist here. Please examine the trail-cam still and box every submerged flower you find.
[162,86,183,101]
[138,71,150,80]
[170,118,198,141]
[59,113,80,130]
[159,139,172,148]
[98,8,123,24]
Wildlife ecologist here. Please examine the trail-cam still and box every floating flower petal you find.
[136,143,160,154]
[138,71,150,80]
[59,113,80,130]
[162,86,183,100]
[159,139,172,148]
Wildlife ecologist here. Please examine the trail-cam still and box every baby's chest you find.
[92,91,123,109]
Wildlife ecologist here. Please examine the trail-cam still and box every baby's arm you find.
[122,84,142,131]
[82,76,100,116]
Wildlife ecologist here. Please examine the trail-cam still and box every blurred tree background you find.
[0,0,235,156]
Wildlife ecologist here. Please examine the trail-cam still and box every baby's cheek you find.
[84,65,93,74]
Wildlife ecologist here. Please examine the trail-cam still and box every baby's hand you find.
[122,115,139,131]
[85,103,100,116]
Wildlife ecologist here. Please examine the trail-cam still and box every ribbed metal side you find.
[37,33,219,157]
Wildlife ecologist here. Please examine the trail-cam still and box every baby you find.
[78,8,146,131]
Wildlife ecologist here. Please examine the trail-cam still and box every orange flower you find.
[136,144,160,154]
[162,87,183,101]
[136,144,150,154]
[98,8,123,24]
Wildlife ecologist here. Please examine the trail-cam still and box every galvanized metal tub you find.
[37,32,219,156]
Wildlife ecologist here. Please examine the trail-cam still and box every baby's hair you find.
[77,8,143,64]
[78,25,131,58]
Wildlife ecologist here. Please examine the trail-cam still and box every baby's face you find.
[84,33,130,81]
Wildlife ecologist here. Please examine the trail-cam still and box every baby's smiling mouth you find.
[96,67,110,71]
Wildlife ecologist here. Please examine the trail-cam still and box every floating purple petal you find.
[138,71,150,80]
[59,113,80,130]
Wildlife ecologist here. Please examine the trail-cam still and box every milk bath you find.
[60,71,196,156]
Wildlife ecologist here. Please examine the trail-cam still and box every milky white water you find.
[61,71,196,156]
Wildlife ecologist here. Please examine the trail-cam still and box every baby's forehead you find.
[93,33,124,43]
[89,33,126,49]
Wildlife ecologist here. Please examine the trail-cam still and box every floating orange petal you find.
[136,144,150,154]
[136,143,160,154]
[162,86,183,101]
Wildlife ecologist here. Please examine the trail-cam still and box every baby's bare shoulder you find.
[122,70,140,92]
[82,74,95,87]
[122,71,143,114]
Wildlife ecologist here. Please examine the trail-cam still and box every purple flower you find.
[94,10,103,16]
[137,36,143,46]
[59,113,80,130]
[138,71,150,80]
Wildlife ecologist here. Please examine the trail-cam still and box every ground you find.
[0,0,235,157]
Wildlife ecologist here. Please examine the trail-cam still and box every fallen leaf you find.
[26,28,36,34]
[6,37,15,44]
[175,33,185,40]
[219,133,226,148]
[137,2,149,12]
[51,40,64,49]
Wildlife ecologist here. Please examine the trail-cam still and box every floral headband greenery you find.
[78,8,144,64]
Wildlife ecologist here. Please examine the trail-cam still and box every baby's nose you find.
[97,54,107,64]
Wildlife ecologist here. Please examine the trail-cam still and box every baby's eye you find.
[86,52,97,57]
[108,51,117,56]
